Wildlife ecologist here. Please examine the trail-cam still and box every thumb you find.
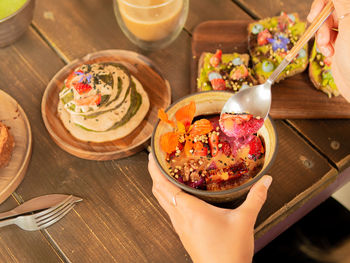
[238,175,272,222]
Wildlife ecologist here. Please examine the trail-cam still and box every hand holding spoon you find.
[221,1,334,119]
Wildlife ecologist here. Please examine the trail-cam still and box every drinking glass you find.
[113,0,189,50]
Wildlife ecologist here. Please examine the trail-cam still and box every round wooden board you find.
[0,90,32,204]
[41,50,171,161]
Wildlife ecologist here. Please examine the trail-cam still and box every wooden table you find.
[0,0,350,262]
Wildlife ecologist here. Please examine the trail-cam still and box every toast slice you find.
[248,12,308,83]
[0,121,14,168]
[309,41,339,97]
[197,49,258,92]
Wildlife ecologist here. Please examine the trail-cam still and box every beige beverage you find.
[118,0,183,42]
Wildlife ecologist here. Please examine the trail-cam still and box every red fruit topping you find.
[278,12,294,31]
[75,94,101,106]
[210,49,222,67]
[210,78,226,90]
[193,142,208,157]
[258,29,272,46]
[74,82,92,95]
[230,64,249,80]
[209,133,219,157]
[221,141,232,156]
[324,56,332,66]
[219,113,264,138]
[65,70,83,88]
[205,162,249,191]
[248,136,264,160]
[190,119,213,136]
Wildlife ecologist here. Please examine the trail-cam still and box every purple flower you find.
[268,35,290,52]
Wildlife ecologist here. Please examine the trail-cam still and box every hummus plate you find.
[42,50,171,160]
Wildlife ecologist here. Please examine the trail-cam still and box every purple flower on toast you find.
[268,35,290,52]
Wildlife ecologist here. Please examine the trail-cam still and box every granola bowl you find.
[151,91,277,204]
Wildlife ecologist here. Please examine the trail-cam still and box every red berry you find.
[210,49,222,67]
[74,83,92,95]
[324,57,332,67]
[210,78,226,90]
[257,29,272,46]
[209,133,219,157]
[221,142,231,156]
[248,136,264,160]
[230,64,249,80]
[76,94,101,106]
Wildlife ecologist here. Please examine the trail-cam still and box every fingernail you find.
[321,46,330,57]
[307,14,312,22]
[148,153,152,160]
[262,175,272,189]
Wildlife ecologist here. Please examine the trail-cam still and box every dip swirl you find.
[58,63,150,142]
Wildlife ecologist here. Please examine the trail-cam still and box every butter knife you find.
[0,194,82,221]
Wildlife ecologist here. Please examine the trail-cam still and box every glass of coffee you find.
[114,0,189,50]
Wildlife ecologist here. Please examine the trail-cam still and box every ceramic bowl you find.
[151,91,277,203]
[0,0,35,47]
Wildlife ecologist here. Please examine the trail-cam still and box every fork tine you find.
[35,196,75,223]
[36,201,75,225]
[37,203,76,230]
[34,195,73,220]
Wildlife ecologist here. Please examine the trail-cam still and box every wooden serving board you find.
[42,50,171,161]
[191,20,350,119]
[0,90,32,204]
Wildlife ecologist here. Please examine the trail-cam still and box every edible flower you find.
[158,101,196,153]
[158,101,214,156]
[75,71,92,83]
[267,35,290,52]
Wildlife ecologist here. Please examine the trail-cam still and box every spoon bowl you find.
[221,83,271,119]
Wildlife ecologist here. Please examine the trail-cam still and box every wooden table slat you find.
[0,196,63,263]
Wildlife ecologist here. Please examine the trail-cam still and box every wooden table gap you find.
[283,120,339,170]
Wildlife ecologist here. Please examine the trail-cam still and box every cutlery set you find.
[0,194,82,231]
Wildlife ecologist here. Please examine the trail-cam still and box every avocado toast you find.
[309,41,339,97]
[248,12,308,83]
[197,49,258,92]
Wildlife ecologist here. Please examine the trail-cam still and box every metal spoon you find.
[221,1,334,119]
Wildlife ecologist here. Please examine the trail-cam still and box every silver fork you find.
[0,195,76,231]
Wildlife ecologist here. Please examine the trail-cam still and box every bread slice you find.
[197,50,258,92]
[0,121,14,168]
[248,12,308,83]
[309,41,339,97]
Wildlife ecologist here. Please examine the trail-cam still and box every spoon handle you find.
[267,0,334,85]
